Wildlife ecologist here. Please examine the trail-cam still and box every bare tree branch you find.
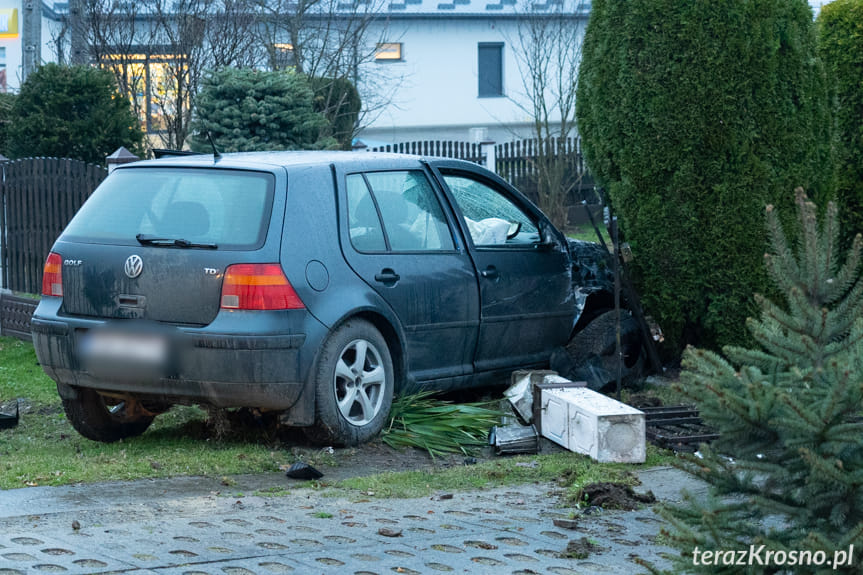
[505,0,589,228]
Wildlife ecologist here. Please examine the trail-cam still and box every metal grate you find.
[642,405,718,452]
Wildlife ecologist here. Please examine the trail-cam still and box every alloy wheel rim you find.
[333,338,386,426]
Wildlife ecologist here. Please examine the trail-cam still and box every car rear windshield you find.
[62,168,275,250]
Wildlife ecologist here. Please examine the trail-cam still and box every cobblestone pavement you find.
[0,467,702,574]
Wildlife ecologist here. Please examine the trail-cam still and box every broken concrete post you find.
[505,370,557,424]
[539,386,645,463]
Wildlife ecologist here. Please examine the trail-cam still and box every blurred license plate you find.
[81,331,168,365]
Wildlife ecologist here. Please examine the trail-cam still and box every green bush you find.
[659,193,863,574]
[0,92,15,156]
[7,64,144,163]
[189,68,334,153]
[576,0,834,353]
[818,0,863,246]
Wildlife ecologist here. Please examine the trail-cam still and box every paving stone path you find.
[0,467,701,574]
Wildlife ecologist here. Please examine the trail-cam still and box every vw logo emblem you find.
[124,255,144,279]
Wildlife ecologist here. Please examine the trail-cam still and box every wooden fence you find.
[495,137,595,204]
[0,157,107,294]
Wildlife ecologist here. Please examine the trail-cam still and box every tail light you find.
[220,264,304,310]
[42,252,63,297]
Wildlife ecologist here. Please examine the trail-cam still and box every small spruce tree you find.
[189,68,334,153]
[658,190,863,574]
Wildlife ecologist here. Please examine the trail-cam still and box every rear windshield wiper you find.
[136,234,217,249]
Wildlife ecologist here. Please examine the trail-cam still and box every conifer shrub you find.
[7,64,144,163]
[0,92,15,155]
[818,0,863,246]
[189,67,334,153]
[657,191,863,574]
[576,0,834,352]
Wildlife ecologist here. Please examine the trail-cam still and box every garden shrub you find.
[189,67,334,153]
[576,0,834,353]
[8,64,144,163]
[818,0,863,246]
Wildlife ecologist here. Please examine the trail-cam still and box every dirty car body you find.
[32,151,588,445]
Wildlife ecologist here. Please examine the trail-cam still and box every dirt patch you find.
[562,536,609,559]
[576,482,656,511]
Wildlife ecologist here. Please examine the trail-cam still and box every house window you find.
[375,43,402,62]
[273,43,295,69]
[103,51,189,134]
[478,42,504,98]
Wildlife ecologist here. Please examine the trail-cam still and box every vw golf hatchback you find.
[32,151,581,445]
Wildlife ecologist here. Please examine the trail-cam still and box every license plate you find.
[80,330,168,372]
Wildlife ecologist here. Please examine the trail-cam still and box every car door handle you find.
[374,269,400,285]
[481,266,499,280]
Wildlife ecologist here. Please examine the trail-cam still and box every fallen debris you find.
[562,537,608,559]
[538,385,645,463]
[284,461,324,480]
[575,482,656,511]
[377,527,403,537]
[490,424,540,455]
[642,405,718,452]
[505,370,557,423]
[0,400,19,429]
[552,517,579,530]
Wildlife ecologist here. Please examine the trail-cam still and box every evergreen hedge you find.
[818,0,863,245]
[0,92,14,156]
[189,68,334,153]
[576,0,834,352]
[7,64,144,163]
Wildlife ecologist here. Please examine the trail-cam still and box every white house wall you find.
[0,0,62,92]
[358,16,576,145]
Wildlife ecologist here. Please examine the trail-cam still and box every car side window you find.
[441,174,539,246]
[362,171,455,252]
[346,174,387,252]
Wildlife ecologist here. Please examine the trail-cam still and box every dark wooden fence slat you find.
[0,158,106,294]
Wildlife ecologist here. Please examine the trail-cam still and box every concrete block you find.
[506,370,557,424]
[539,386,645,463]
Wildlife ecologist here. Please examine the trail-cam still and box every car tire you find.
[304,319,394,447]
[551,309,645,391]
[61,386,155,443]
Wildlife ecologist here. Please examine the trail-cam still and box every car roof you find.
[118,150,483,172]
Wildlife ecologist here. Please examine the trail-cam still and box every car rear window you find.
[62,168,275,250]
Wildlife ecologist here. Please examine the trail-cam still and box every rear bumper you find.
[31,300,328,412]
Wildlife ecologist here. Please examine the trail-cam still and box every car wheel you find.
[61,386,155,442]
[304,319,394,446]
[551,309,645,391]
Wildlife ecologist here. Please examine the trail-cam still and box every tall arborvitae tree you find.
[818,0,863,246]
[657,190,863,574]
[577,0,834,353]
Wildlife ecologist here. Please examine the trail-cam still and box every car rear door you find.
[336,166,480,387]
[430,163,576,373]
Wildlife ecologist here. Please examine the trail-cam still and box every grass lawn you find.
[0,336,675,497]
[0,336,293,489]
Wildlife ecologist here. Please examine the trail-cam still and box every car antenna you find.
[206,131,222,162]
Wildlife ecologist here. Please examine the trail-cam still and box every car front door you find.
[432,165,576,373]
[338,167,480,388]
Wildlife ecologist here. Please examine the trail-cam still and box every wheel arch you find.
[328,309,408,394]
